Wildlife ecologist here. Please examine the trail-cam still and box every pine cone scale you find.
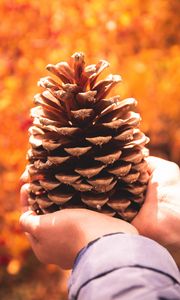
[27,53,150,222]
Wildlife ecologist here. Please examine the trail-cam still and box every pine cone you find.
[27,52,150,222]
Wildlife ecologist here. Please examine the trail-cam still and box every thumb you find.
[19,210,40,236]
[145,156,161,174]
[20,183,30,213]
[19,167,29,187]
[146,156,180,184]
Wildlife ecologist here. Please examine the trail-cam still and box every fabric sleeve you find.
[68,233,180,300]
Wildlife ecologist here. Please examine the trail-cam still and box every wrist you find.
[74,232,125,269]
[60,209,139,269]
[73,212,139,268]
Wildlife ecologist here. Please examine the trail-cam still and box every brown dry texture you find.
[27,53,149,222]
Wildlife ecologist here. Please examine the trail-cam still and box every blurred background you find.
[0,0,179,299]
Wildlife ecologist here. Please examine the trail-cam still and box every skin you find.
[19,156,180,269]
[19,189,138,269]
[132,156,180,264]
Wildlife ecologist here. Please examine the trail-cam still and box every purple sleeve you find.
[68,233,180,300]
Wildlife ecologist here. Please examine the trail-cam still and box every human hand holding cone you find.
[26,52,150,222]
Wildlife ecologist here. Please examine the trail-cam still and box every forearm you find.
[68,233,180,300]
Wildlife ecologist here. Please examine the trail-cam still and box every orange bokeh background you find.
[0,0,179,299]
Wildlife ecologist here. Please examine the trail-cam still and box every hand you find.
[19,185,138,269]
[132,156,180,263]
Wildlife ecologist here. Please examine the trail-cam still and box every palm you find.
[132,156,180,264]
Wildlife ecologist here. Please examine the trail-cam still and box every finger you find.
[19,210,40,236]
[146,156,180,184]
[19,168,29,187]
[25,232,39,244]
[145,156,163,173]
[20,184,30,213]
[146,156,173,173]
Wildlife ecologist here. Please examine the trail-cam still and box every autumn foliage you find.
[0,0,179,298]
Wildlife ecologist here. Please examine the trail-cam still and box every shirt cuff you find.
[68,233,180,298]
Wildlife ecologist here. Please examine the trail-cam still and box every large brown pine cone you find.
[27,52,150,222]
